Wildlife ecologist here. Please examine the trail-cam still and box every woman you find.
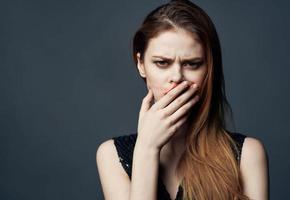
[96,0,268,199]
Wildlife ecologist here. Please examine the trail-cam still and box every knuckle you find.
[176,97,182,104]
[159,111,167,119]
[171,125,177,133]
[160,111,168,119]
[167,118,174,126]
[180,106,188,112]
[162,110,169,117]
[168,92,175,98]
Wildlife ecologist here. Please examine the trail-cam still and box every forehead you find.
[145,29,204,58]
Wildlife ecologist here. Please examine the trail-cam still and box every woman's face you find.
[137,29,208,103]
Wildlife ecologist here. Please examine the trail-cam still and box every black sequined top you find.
[112,131,246,200]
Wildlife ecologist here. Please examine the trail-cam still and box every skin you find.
[96,28,268,200]
[137,29,206,103]
[135,28,207,199]
[136,28,207,157]
[136,29,268,199]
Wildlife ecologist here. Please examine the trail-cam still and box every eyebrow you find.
[152,55,203,62]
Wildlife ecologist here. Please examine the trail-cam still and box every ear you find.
[136,53,146,78]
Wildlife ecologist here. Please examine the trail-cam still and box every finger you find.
[163,82,178,95]
[168,94,200,125]
[139,89,154,116]
[169,111,190,134]
[164,84,199,116]
[152,81,190,110]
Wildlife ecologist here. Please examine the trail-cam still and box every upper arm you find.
[240,137,269,200]
[96,139,131,200]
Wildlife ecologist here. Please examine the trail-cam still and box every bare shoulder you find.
[96,139,130,199]
[240,136,269,199]
[241,137,267,163]
[97,139,113,153]
[96,139,116,165]
[96,138,128,177]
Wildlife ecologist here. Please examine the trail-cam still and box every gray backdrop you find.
[1,0,289,199]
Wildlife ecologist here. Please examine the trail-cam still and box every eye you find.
[184,61,204,69]
[154,60,169,67]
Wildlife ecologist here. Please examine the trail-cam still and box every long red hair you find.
[132,0,249,199]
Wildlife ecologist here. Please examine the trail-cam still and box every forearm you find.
[129,142,160,200]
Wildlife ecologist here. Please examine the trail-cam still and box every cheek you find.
[195,76,206,87]
[145,75,167,101]
[147,79,165,100]
[187,71,206,87]
[193,67,207,87]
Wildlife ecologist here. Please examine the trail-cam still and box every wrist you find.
[134,140,161,157]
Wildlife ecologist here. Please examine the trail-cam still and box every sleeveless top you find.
[112,131,247,200]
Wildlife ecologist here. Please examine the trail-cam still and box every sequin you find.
[112,131,246,200]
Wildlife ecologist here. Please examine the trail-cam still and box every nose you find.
[170,63,185,83]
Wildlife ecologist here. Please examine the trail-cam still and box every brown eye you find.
[154,61,168,67]
[184,61,204,69]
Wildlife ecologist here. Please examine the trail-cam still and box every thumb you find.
[139,89,154,115]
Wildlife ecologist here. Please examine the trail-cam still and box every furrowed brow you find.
[152,55,203,62]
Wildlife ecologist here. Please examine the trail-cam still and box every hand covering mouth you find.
[163,82,179,95]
